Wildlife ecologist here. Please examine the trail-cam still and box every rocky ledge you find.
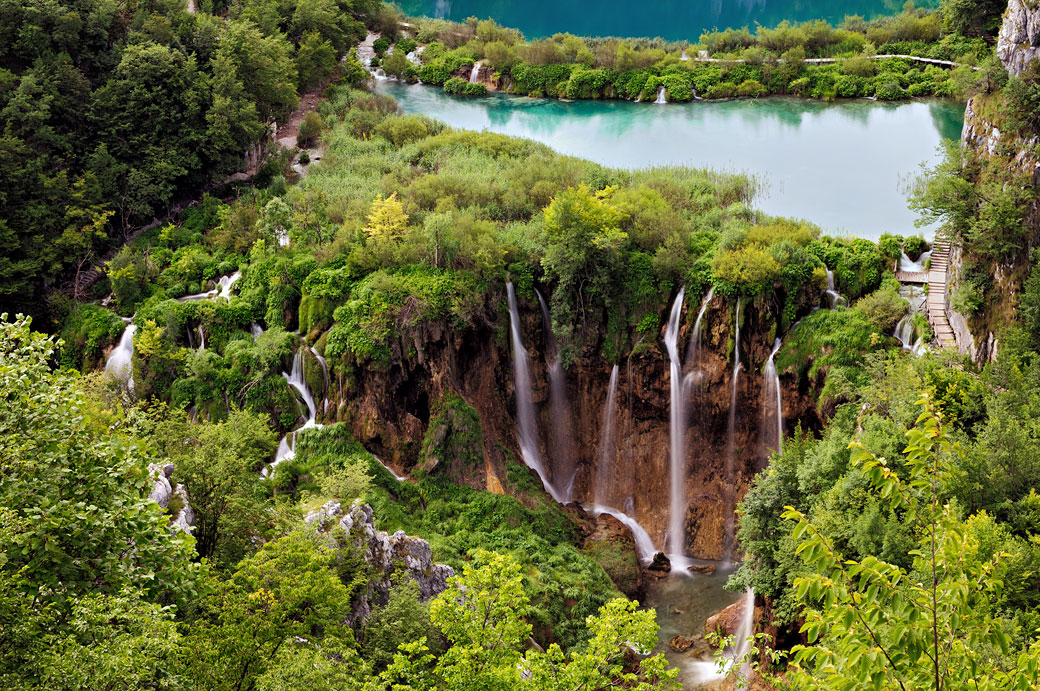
[306,500,455,624]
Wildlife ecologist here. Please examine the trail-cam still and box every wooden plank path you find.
[926,242,956,348]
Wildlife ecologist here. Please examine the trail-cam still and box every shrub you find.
[373,37,391,55]
[835,74,865,97]
[705,81,737,99]
[903,236,928,260]
[297,111,324,147]
[736,79,766,97]
[395,37,417,55]
[443,77,487,96]
[875,78,907,100]
[853,286,909,333]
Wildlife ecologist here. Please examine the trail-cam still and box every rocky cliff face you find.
[306,500,455,624]
[953,1,1040,362]
[317,290,817,562]
[998,0,1040,77]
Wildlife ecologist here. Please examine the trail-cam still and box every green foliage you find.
[363,579,439,671]
[182,530,363,691]
[443,76,487,96]
[382,551,680,690]
[781,398,1040,690]
[58,304,127,371]
[853,285,909,335]
[327,266,482,363]
[0,314,199,687]
[419,392,483,476]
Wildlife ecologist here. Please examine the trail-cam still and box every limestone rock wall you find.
[998,0,1040,77]
[320,290,818,562]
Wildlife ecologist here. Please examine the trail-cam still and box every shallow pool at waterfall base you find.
[376,81,963,241]
[645,563,745,689]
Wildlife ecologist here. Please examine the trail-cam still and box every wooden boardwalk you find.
[926,242,956,348]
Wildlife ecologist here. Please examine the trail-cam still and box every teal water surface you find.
[376,81,964,239]
[397,0,933,40]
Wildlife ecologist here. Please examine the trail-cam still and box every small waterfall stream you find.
[310,346,330,414]
[655,85,668,104]
[595,365,620,505]
[894,314,927,356]
[263,345,322,477]
[587,504,657,563]
[250,322,264,339]
[762,338,783,455]
[178,271,242,302]
[824,269,848,308]
[664,287,688,565]
[536,288,576,501]
[685,286,715,367]
[899,250,932,273]
[469,61,481,83]
[724,298,743,560]
[506,282,564,503]
[105,323,137,391]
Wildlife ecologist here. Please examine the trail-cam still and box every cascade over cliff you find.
[952,0,1040,361]
[311,289,817,562]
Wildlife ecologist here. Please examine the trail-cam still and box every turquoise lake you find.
[396,0,935,40]
[375,81,965,239]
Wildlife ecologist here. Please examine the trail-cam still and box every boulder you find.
[648,552,671,572]
[704,597,747,639]
[688,563,717,575]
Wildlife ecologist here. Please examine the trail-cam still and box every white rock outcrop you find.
[998,0,1040,77]
[306,500,454,623]
[147,463,195,534]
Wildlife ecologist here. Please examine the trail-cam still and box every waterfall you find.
[587,504,657,563]
[595,365,620,505]
[506,282,563,503]
[536,288,576,501]
[724,298,743,560]
[216,271,241,300]
[310,346,329,415]
[687,588,756,684]
[105,323,137,391]
[186,325,195,349]
[251,322,264,339]
[655,85,668,104]
[894,314,927,357]
[263,345,322,477]
[685,286,715,367]
[824,269,847,308]
[374,455,407,482]
[899,250,931,273]
[665,287,688,564]
[178,271,242,302]
[894,314,914,349]
[469,61,481,83]
[762,338,783,455]
[197,325,205,351]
